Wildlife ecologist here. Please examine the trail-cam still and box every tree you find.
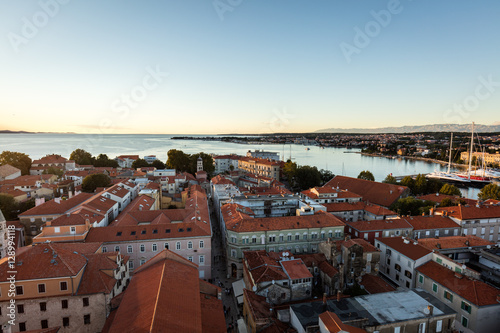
[282,160,297,182]
[0,194,17,220]
[319,169,334,185]
[70,149,94,166]
[0,151,32,175]
[439,183,462,197]
[440,198,454,207]
[390,197,435,216]
[151,159,166,169]
[295,165,322,191]
[94,154,119,168]
[82,174,111,193]
[42,166,64,177]
[414,174,427,195]
[131,158,150,169]
[357,170,375,181]
[166,149,191,172]
[478,183,500,201]
[190,153,215,175]
[383,174,397,184]
[400,176,415,193]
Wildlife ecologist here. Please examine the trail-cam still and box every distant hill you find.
[0,130,34,134]
[315,124,500,134]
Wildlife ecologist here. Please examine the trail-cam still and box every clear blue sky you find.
[1,0,499,134]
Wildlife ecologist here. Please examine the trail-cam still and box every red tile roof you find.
[319,311,367,333]
[318,261,339,278]
[19,193,94,216]
[401,215,459,230]
[0,164,20,178]
[360,274,396,294]
[417,236,495,251]
[244,250,288,284]
[103,184,130,198]
[436,204,500,220]
[417,261,500,307]
[281,259,313,280]
[223,207,345,233]
[210,174,236,185]
[417,193,477,205]
[323,201,396,216]
[376,237,431,261]
[106,250,224,333]
[339,238,379,253]
[32,154,68,165]
[346,219,413,232]
[324,176,409,207]
[76,253,121,295]
[49,212,101,226]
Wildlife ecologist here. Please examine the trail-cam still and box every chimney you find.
[337,290,342,302]
[429,207,434,215]
[427,305,434,316]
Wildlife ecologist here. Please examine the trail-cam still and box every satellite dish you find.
[462,264,466,270]
[272,280,275,284]
[252,286,257,292]
[423,307,430,315]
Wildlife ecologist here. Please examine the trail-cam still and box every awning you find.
[232,279,245,304]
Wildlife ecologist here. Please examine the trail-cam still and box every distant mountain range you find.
[315,124,500,134]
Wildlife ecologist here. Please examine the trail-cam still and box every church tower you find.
[197,156,203,172]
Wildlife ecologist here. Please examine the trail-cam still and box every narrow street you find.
[210,199,241,332]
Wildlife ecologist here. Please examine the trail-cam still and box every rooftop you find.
[417,235,495,251]
[375,237,431,261]
[19,193,94,216]
[401,215,459,230]
[346,219,412,231]
[417,261,500,307]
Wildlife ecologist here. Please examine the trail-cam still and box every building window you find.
[432,283,438,293]
[83,297,89,307]
[404,270,412,279]
[176,242,181,250]
[63,317,69,327]
[129,260,134,269]
[140,244,145,252]
[164,242,169,249]
[418,274,424,284]
[60,282,68,291]
[199,240,204,248]
[41,319,48,329]
[152,243,158,252]
[199,255,205,265]
[252,237,257,243]
[269,235,275,242]
[115,246,120,252]
[140,259,146,266]
[188,256,193,262]
[61,300,68,309]
[231,249,237,258]
[40,302,47,311]
[84,314,91,325]
[19,322,26,332]
[444,290,453,302]
[287,235,292,241]
[295,234,300,240]
[38,284,46,293]
[461,301,472,314]
[102,246,107,253]
[188,241,193,249]
[17,304,24,313]
[16,286,24,295]
[461,316,468,328]
[127,245,133,253]
[303,234,307,240]
[395,264,401,272]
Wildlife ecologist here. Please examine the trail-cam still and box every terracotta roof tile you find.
[281,259,313,280]
[360,274,396,294]
[319,311,367,333]
[401,215,459,230]
[376,237,431,261]
[436,204,500,220]
[19,193,94,216]
[346,219,412,232]
[417,261,500,306]
[417,235,495,251]
[324,176,409,207]
[0,164,21,178]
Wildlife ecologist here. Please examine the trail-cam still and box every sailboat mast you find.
[468,122,474,179]
[447,133,453,174]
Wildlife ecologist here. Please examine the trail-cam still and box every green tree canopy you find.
[151,159,166,169]
[42,166,64,177]
[70,149,94,166]
[0,151,32,175]
[390,197,435,216]
[478,183,500,201]
[190,153,215,175]
[357,170,375,181]
[439,183,462,197]
[383,174,397,184]
[166,149,191,172]
[319,169,334,185]
[82,174,111,193]
[400,176,415,192]
[295,165,322,191]
[0,194,17,220]
[282,160,297,182]
[131,158,150,169]
[414,174,428,195]
[439,197,454,207]
[94,154,119,168]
